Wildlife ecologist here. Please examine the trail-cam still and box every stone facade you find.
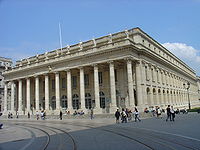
[3,28,200,115]
[0,57,12,112]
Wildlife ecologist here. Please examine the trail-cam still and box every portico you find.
[3,28,200,115]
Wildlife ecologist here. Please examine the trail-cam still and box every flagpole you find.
[59,22,63,51]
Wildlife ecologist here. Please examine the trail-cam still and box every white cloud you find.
[162,43,200,75]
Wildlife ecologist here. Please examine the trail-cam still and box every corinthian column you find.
[127,59,135,107]
[35,76,40,111]
[94,65,100,113]
[26,78,31,113]
[45,74,49,111]
[79,67,86,110]
[135,60,144,109]
[3,82,8,114]
[18,79,23,113]
[55,72,60,111]
[67,70,73,111]
[11,81,15,113]
[109,61,117,112]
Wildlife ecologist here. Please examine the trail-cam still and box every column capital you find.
[78,66,84,70]
[92,63,98,67]
[64,68,71,73]
[124,57,133,61]
[107,60,114,64]
[54,71,60,75]
[43,73,49,76]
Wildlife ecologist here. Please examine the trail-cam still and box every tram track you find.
[15,123,50,150]
[14,122,77,150]
[56,122,200,150]
[3,120,200,150]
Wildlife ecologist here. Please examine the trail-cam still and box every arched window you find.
[146,87,150,94]
[85,93,92,109]
[158,89,161,94]
[153,88,156,94]
[72,94,79,109]
[99,91,105,108]
[51,96,56,110]
[61,95,67,109]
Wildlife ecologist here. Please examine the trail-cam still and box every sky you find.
[0,0,200,75]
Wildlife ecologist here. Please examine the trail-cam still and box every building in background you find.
[0,57,12,112]
[197,76,200,101]
[3,28,200,115]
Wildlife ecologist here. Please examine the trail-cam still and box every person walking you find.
[170,106,175,121]
[115,109,120,123]
[16,111,19,119]
[121,108,127,123]
[156,107,162,118]
[59,111,63,120]
[166,105,171,121]
[36,111,39,120]
[134,107,141,122]
[28,112,30,119]
[90,109,94,120]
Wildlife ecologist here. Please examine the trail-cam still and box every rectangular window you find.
[98,72,103,84]
[84,74,89,87]
[62,78,66,88]
[145,66,148,81]
[52,79,55,90]
[151,69,154,82]
[157,70,159,83]
[114,69,117,82]
[43,81,45,92]
[72,76,77,88]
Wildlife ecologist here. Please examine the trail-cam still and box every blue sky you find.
[0,0,200,75]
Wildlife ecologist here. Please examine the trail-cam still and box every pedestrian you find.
[170,106,175,121]
[8,112,11,119]
[121,108,127,123]
[134,107,141,122]
[36,111,39,120]
[28,112,30,119]
[0,123,3,129]
[90,109,94,120]
[115,109,120,123]
[16,111,19,119]
[166,105,171,121]
[156,107,162,118]
[59,110,63,120]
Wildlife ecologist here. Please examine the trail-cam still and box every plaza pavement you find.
[0,113,200,150]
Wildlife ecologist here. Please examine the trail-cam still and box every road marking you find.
[130,126,200,142]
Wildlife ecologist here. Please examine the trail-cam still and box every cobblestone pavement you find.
[0,113,200,150]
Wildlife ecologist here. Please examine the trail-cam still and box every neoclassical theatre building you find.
[3,28,200,115]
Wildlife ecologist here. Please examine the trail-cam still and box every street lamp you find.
[183,82,191,110]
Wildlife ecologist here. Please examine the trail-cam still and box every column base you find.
[3,110,8,115]
[128,105,136,111]
[18,111,25,115]
[93,108,102,114]
[110,106,118,114]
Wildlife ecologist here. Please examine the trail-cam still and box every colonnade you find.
[4,59,143,115]
[4,59,193,115]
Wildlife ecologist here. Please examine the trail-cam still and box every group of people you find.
[7,111,19,119]
[36,110,46,120]
[115,107,141,123]
[166,105,176,121]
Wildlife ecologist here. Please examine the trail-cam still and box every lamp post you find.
[183,82,191,110]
